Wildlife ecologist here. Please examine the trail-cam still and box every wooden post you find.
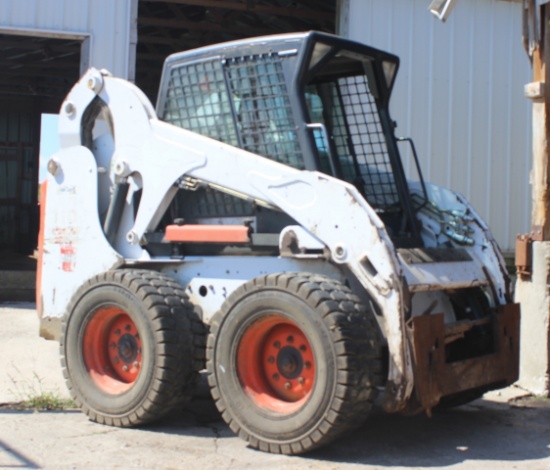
[529,12,550,240]
[517,4,550,396]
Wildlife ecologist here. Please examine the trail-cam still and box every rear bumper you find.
[406,303,520,414]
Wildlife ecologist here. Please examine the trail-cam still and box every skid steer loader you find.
[37,31,519,454]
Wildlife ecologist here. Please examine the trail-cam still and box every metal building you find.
[0,0,528,266]
[0,0,335,268]
[342,0,531,252]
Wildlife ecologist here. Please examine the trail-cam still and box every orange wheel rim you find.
[82,306,142,394]
[236,315,315,414]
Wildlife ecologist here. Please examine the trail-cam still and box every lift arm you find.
[46,68,413,411]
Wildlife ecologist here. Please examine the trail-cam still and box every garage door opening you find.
[0,33,81,264]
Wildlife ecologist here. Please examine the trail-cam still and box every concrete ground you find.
[1,303,550,470]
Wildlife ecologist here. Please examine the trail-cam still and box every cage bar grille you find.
[163,55,303,169]
[225,55,303,169]
[336,75,399,210]
[163,59,239,145]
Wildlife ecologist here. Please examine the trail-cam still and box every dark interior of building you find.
[0,35,81,259]
[135,0,336,100]
[0,0,335,299]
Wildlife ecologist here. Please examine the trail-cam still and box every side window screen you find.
[163,59,239,146]
[163,55,303,170]
[305,59,400,213]
[336,75,399,210]
[225,56,303,169]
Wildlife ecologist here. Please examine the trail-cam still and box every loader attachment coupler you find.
[407,303,519,414]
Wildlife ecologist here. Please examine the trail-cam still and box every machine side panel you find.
[39,147,123,339]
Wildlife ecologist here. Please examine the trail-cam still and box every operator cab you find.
[157,31,422,249]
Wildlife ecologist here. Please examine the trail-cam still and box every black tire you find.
[60,269,205,427]
[206,272,384,454]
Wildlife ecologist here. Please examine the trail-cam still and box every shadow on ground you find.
[146,393,550,467]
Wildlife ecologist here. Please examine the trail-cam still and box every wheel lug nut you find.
[134,361,140,368]
[267,356,275,364]
[305,361,312,370]
[115,329,121,336]
[284,382,291,389]
[113,357,120,364]
[299,345,307,352]
[273,341,281,349]
[286,335,294,344]
[110,342,116,349]
[298,376,305,385]
[122,365,129,372]
[272,373,280,381]
[125,324,131,331]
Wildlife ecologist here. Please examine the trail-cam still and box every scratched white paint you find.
[344,0,532,251]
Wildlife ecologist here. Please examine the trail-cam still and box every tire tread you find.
[206,272,384,454]
[60,269,206,427]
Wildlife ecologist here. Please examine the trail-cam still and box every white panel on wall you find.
[346,0,532,251]
[0,0,137,80]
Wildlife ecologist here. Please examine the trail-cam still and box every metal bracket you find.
[524,81,545,100]
[406,304,520,415]
[531,225,544,241]
[515,233,533,277]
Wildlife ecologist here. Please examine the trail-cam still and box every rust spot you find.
[406,304,520,414]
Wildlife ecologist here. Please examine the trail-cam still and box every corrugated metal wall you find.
[0,0,137,79]
[344,0,531,251]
